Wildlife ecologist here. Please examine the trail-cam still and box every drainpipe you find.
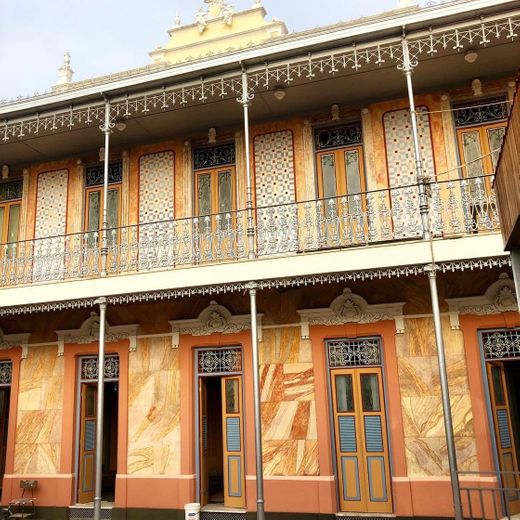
[239,69,256,260]
[247,281,265,520]
[401,34,463,520]
[93,297,107,520]
[100,100,113,276]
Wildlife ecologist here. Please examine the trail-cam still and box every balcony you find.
[0,176,500,288]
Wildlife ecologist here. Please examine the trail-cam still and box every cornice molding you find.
[0,329,30,359]
[297,288,405,339]
[56,312,139,355]
[446,272,518,329]
[0,256,511,317]
[170,300,263,348]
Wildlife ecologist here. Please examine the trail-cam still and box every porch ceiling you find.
[1,39,518,170]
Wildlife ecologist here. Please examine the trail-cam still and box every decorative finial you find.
[55,51,74,87]
[174,12,181,26]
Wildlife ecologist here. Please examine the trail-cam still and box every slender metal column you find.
[400,37,431,240]
[401,36,463,520]
[239,70,256,259]
[100,101,113,276]
[247,281,265,520]
[93,297,107,520]
[511,247,520,309]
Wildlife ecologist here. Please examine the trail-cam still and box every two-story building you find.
[0,0,519,519]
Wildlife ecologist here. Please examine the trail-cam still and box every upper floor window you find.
[84,162,122,239]
[454,98,508,179]
[0,180,22,246]
[193,144,235,222]
[314,123,365,199]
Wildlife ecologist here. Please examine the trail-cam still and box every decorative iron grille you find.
[197,347,242,375]
[0,180,23,202]
[315,122,363,151]
[454,99,508,128]
[327,338,382,368]
[85,162,123,187]
[0,361,12,386]
[193,144,235,170]
[482,329,520,360]
[79,354,119,382]
[69,507,112,519]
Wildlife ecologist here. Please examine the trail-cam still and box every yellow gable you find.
[149,0,287,65]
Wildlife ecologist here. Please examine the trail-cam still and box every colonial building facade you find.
[0,0,519,519]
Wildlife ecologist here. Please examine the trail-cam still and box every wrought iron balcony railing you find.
[0,176,500,288]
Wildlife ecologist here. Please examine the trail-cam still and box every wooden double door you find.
[331,367,392,513]
[199,375,245,509]
[487,361,520,514]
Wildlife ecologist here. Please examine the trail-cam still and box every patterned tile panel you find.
[254,131,297,254]
[254,130,296,207]
[139,152,175,225]
[383,107,435,188]
[383,107,434,238]
[35,169,69,238]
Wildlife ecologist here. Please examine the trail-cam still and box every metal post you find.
[401,35,463,520]
[239,70,256,259]
[93,297,107,520]
[100,101,113,276]
[248,281,265,520]
[400,37,431,241]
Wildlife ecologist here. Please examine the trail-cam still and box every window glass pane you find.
[461,131,484,177]
[107,189,119,229]
[487,127,506,172]
[361,374,381,412]
[491,365,505,406]
[0,207,5,244]
[218,171,232,214]
[197,174,212,216]
[336,375,354,412]
[225,379,239,414]
[7,205,19,243]
[345,150,362,194]
[321,154,337,199]
[87,191,101,232]
[85,385,96,417]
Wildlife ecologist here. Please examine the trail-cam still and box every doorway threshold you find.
[201,504,246,513]
[335,514,395,518]
[70,502,115,509]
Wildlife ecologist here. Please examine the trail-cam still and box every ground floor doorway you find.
[0,361,12,494]
[197,347,245,509]
[327,338,393,514]
[76,355,119,505]
[483,328,520,515]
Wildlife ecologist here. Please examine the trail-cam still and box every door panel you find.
[487,362,520,514]
[199,378,209,507]
[332,368,392,513]
[222,376,245,508]
[78,384,97,504]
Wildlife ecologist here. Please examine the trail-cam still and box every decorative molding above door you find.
[297,288,405,339]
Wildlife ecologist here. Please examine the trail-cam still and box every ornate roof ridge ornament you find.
[197,0,235,33]
[297,288,405,339]
[56,312,139,354]
[54,51,74,90]
[170,300,263,348]
[446,273,518,329]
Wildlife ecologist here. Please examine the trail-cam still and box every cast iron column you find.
[400,35,463,520]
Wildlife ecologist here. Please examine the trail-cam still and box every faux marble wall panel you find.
[35,169,69,238]
[260,327,319,476]
[14,346,64,474]
[127,337,181,475]
[396,317,477,476]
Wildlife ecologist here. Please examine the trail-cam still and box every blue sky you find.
[0,0,400,100]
